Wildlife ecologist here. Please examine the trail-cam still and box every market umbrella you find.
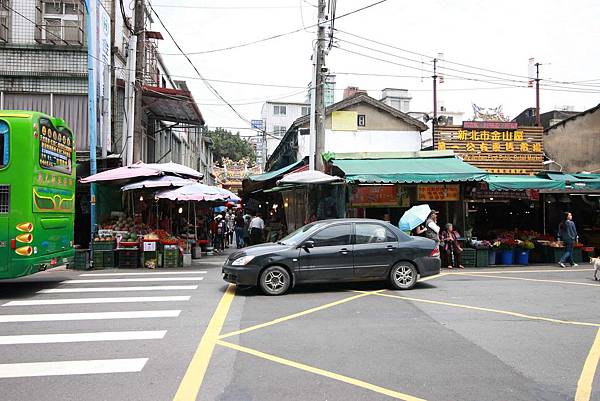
[155,183,227,202]
[399,204,432,231]
[277,170,343,186]
[120,176,196,191]
[80,165,160,183]
[215,187,241,203]
[140,162,203,179]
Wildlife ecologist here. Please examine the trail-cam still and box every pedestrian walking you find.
[441,223,464,269]
[234,211,245,248]
[225,211,235,248]
[249,212,265,246]
[243,213,251,246]
[558,212,578,268]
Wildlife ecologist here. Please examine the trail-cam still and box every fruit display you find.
[93,234,114,242]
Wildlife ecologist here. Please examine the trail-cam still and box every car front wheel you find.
[389,262,418,290]
[259,266,290,295]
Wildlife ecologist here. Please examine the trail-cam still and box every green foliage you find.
[206,128,256,166]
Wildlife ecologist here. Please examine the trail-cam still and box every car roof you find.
[316,218,393,224]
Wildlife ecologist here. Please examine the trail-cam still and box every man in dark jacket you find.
[559,212,578,268]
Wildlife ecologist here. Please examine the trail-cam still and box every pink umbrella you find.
[155,183,227,202]
[80,165,160,183]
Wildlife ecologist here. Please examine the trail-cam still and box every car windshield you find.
[278,222,321,245]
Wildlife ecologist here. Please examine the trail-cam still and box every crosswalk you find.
[0,269,209,380]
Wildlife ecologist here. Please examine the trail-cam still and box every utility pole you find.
[535,62,541,127]
[133,0,146,163]
[432,58,438,144]
[314,0,327,171]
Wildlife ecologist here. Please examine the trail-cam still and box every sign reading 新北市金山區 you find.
[434,123,544,175]
[417,185,460,201]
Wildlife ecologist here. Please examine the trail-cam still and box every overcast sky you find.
[151,0,600,137]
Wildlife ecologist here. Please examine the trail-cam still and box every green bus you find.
[0,111,75,279]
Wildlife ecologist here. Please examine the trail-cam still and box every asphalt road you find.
[1,256,599,401]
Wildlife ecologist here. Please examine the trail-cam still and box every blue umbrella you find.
[399,204,432,231]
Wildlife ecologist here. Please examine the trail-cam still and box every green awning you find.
[333,156,486,184]
[485,175,564,191]
[247,160,304,182]
[536,172,600,191]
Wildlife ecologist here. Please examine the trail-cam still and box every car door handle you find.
[386,245,396,252]
[339,248,349,254]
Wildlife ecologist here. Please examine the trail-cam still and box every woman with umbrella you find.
[399,205,441,247]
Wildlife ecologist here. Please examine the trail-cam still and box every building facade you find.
[266,93,428,171]
[544,103,600,173]
[0,0,212,172]
[259,100,309,165]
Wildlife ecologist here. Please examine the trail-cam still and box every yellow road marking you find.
[363,291,600,328]
[419,272,448,282]
[453,268,593,275]
[219,290,383,339]
[173,284,236,401]
[575,328,600,401]
[455,272,600,287]
[217,340,428,401]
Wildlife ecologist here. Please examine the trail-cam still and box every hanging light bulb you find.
[178,207,183,214]
[139,195,144,201]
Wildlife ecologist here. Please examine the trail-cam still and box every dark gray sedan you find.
[222,218,441,295]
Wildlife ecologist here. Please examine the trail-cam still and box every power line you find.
[335,28,600,90]
[150,4,314,9]
[160,0,388,56]
[334,46,600,94]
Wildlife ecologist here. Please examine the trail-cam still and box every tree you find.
[206,128,256,166]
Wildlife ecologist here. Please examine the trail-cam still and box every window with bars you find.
[0,186,9,214]
[0,0,9,43]
[35,0,84,45]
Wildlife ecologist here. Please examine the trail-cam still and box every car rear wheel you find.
[389,262,418,290]
[259,266,290,295]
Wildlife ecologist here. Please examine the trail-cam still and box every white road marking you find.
[0,358,148,378]
[0,310,181,323]
[0,330,167,345]
[63,277,204,283]
[80,271,207,276]
[38,285,199,293]
[4,296,191,306]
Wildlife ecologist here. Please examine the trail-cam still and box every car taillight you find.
[430,246,440,257]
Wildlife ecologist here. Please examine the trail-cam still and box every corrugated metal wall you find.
[2,92,89,150]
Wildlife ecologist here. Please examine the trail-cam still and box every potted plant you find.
[515,240,534,265]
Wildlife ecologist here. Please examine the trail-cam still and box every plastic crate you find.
[476,249,489,267]
[461,248,476,267]
[73,249,90,270]
[117,249,140,268]
[92,251,104,269]
[103,251,115,268]
[92,241,115,252]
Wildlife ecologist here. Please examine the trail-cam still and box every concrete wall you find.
[544,108,600,173]
[296,102,422,159]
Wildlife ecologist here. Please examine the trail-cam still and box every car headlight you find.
[231,255,256,266]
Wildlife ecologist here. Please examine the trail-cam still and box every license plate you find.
[50,258,58,266]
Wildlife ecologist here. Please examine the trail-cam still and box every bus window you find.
[39,118,72,175]
[0,121,9,168]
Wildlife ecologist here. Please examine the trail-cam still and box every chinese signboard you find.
[417,185,460,201]
[39,118,73,175]
[434,123,544,175]
[350,185,398,207]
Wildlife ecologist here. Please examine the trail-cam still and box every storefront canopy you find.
[142,86,205,125]
[247,160,305,182]
[484,175,564,191]
[333,156,487,184]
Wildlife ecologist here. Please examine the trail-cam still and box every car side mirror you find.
[302,240,315,250]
